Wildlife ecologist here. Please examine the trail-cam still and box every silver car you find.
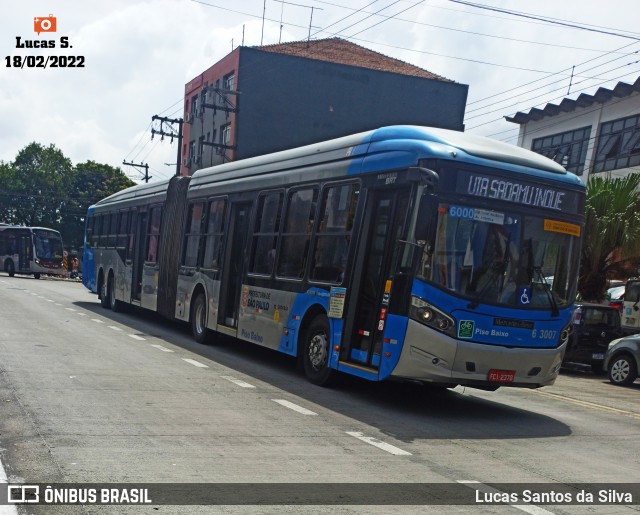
[604,333,640,386]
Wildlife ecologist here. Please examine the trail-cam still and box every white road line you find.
[457,481,555,515]
[65,307,77,311]
[183,358,208,368]
[150,344,174,353]
[107,326,122,331]
[345,431,412,456]
[0,454,19,515]
[128,334,146,341]
[221,376,256,388]
[30,292,38,295]
[46,299,54,302]
[272,399,317,415]
[55,303,62,306]
[91,319,104,324]
[76,313,86,316]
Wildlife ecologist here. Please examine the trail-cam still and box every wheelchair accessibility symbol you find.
[518,287,531,305]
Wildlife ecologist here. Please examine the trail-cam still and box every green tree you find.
[0,144,135,250]
[60,161,135,249]
[578,173,640,301]
[0,143,72,228]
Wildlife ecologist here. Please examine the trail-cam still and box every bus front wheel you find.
[191,294,209,344]
[100,276,110,308]
[33,273,41,279]
[303,316,335,386]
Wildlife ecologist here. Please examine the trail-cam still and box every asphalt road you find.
[0,274,638,515]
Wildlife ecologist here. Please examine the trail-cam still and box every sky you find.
[1,0,639,183]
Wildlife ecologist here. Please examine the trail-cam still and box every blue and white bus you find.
[83,126,585,390]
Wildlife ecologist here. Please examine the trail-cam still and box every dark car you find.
[562,303,623,373]
[604,333,640,386]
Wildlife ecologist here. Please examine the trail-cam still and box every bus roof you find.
[189,125,578,191]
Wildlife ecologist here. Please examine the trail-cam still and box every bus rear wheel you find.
[303,315,335,386]
[33,273,41,279]
[108,275,123,312]
[4,260,14,277]
[100,275,110,308]
[191,293,209,344]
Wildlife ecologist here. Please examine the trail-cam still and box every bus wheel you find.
[108,275,123,312]
[33,273,41,279]
[100,276,110,309]
[191,294,209,344]
[4,260,14,277]
[303,316,335,386]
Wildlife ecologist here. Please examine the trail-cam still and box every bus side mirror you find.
[415,194,438,244]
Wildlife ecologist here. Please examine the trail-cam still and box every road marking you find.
[150,344,174,353]
[128,334,146,341]
[346,431,411,456]
[30,293,38,295]
[272,399,317,415]
[183,358,208,368]
[107,326,122,331]
[65,307,77,311]
[46,299,54,302]
[76,313,86,317]
[221,376,256,388]
[457,481,555,515]
[531,390,640,420]
[55,303,62,306]
[91,319,104,324]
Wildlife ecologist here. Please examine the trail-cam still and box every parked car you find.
[606,285,625,312]
[604,333,640,386]
[562,303,623,373]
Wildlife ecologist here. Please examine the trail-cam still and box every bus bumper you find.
[390,319,564,389]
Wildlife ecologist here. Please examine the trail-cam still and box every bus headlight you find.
[410,296,456,337]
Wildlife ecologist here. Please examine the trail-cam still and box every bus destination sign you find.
[456,171,580,214]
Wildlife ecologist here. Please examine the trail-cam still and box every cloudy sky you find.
[1,0,638,183]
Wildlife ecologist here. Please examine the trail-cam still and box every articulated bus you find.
[0,225,65,279]
[83,126,585,390]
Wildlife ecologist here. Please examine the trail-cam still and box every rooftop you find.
[253,37,450,82]
[506,76,640,125]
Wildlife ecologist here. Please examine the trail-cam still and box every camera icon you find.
[34,14,57,35]
[7,485,39,503]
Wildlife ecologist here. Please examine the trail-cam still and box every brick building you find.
[181,37,468,175]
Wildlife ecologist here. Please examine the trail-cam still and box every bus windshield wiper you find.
[467,262,505,309]
[533,266,559,317]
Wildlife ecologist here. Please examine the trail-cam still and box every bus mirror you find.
[415,194,438,243]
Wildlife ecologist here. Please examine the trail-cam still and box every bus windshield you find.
[419,203,580,309]
[33,229,64,262]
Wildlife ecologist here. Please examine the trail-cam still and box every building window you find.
[220,124,231,146]
[593,114,640,173]
[531,126,591,176]
[223,73,234,91]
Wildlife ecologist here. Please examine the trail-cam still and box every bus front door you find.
[218,202,251,332]
[345,188,410,369]
[131,210,147,301]
[19,234,32,271]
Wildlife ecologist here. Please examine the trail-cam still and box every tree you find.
[578,173,640,301]
[0,144,135,250]
[60,161,135,249]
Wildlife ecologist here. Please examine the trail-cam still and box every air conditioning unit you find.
[186,113,193,124]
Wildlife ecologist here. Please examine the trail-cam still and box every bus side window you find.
[85,216,94,248]
[249,191,283,276]
[146,206,162,264]
[181,202,205,267]
[277,187,318,279]
[202,198,226,270]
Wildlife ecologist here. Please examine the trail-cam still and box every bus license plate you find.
[488,369,515,382]
[592,353,604,360]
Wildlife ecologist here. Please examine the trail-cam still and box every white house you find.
[506,77,640,182]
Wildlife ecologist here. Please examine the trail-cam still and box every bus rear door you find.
[218,201,252,334]
[343,187,411,370]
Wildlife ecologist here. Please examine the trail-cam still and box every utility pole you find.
[122,161,151,183]
[151,115,183,177]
